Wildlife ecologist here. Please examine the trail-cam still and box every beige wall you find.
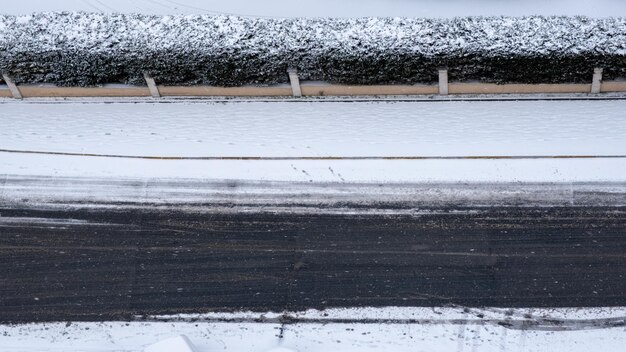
[5,82,626,98]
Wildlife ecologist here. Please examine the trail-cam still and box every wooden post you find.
[438,69,449,95]
[287,68,302,97]
[2,73,23,99]
[591,68,603,94]
[143,72,161,98]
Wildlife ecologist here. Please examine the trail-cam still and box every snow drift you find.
[0,12,624,86]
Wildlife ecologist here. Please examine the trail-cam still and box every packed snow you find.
[1,13,624,86]
[3,177,625,212]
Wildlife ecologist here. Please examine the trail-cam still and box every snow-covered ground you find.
[3,307,626,352]
[3,100,625,157]
[2,0,624,17]
[1,99,625,183]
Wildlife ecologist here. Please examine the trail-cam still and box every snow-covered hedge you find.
[0,12,624,86]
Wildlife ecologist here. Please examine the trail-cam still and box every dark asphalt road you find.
[1,205,626,323]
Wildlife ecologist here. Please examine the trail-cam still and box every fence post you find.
[438,69,449,95]
[288,68,302,97]
[2,73,23,99]
[143,73,161,98]
[591,68,603,94]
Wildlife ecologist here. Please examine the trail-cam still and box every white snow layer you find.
[1,0,625,18]
[1,99,626,183]
[144,335,198,352]
[1,307,625,352]
[2,100,625,157]
[3,13,624,58]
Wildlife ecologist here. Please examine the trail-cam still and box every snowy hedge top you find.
[2,13,624,56]
[0,12,624,86]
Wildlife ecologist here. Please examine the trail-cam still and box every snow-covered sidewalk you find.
[1,99,625,183]
[3,99,626,157]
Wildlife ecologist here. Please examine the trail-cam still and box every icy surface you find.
[1,307,625,352]
[0,13,624,85]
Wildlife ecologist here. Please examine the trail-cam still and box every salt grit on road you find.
[1,99,626,182]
